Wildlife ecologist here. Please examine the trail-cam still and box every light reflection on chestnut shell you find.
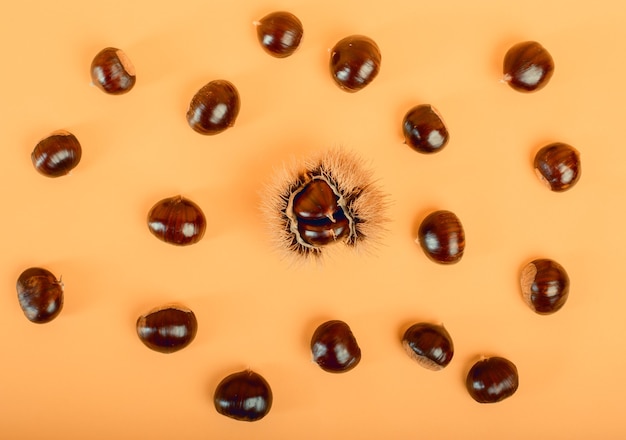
[31,130,82,177]
[520,258,570,314]
[534,142,581,192]
[256,11,303,58]
[329,35,381,92]
[186,80,240,135]
[402,323,454,370]
[147,195,206,246]
[503,41,554,92]
[214,370,273,422]
[417,210,465,264]
[311,320,361,373]
[136,305,198,353]
[90,47,136,95]
[466,356,519,403]
[16,267,64,324]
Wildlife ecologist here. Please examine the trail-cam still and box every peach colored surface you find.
[1,0,625,438]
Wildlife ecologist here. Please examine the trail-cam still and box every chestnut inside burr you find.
[214,370,273,422]
[255,11,303,58]
[402,104,449,154]
[534,142,581,192]
[402,323,454,370]
[90,47,136,95]
[147,195,206,246]
[330,35,381,92]
[16,267,64,324]
[466,356,519,403]
[311,320,361,373]
[520,258,570,314]
[31,130,82,177]
[136,305,198,353]
[417,210,465,264]
[186,80,240,135]
[503,41,554,92]
[288,177,354,249]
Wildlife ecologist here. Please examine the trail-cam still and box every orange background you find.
[1,0,625,438]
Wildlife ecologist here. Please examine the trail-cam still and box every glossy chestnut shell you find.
[503,41,554,92]
[329,35,381,92]
[311,320,361,373]
[16,267,64,323]
[136,305,198,353]
[417,210,465,264]
[31,130,82,177]
[214,370,273,422]
[402,323,454,370]
[402,104,449,154]
[520,258,570,314]
[90,47,136,94]
[466,356,519,403]
[292,179,350,247]
[147,195,206,246]
[534,142,581,192]
[255,11,303,58]
[186,80,240,135]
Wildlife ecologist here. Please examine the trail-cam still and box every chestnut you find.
[311,320,361,373]
[214,370,273,422]
[147,195,206,246]
[402,104,449,154]
[255,11,303,58]
[520,258,569,314]
[186,80,240,135]
[534,142,581,192]
[16,267,64,323]
[136,304,198,353]
[416,210,465,264]
[466,356,519,403]
[401,323,454,370]
[90,47,136,94]
[503,41,554,92]
[31,130,82,177]
[329,35,381,92]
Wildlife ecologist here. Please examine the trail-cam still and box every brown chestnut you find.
[534,142,581,192]
[520,258,569,314]
[417,210,465,264]
[329,35,381,92]
[16,267,64,323]
[90,47,136,94]
[311,320,361,373]
[466,356,519,403]
[136,304,198,353]
[402,323,454,370]
[255,11,303,58]
[503,41,554,92]
[186,80,240,135]
[214,370,273,421]
[31,130,82,177]
[147,195,206,246]
[402,104,449,154]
